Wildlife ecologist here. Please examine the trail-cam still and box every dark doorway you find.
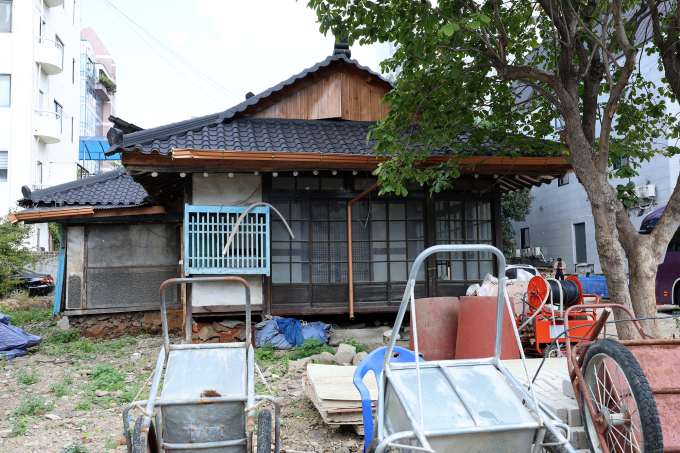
[574,223,587,263]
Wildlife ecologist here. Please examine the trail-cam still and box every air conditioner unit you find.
[522,248,531,257]
[635,184,656,199]
[514,249,522,258]
[531,247,542,257]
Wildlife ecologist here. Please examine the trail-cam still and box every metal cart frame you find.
[122,276,280,453]
[376,244,576,453]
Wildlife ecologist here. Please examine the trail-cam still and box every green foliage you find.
[339,338,369,353]
[48,222,62,248]
[61,441,91,453]
[11,416,30,437]
[255,343,276,361]
[2,307,52,326]
[290,338,333,360]
[50,377,73,397]
[0,212,36,296]
[98,75,117,94]
[88,364,125,391]
[13,396,54,416]
[39,333,135,360]
[15,370,39,385]
[500,189,534,258]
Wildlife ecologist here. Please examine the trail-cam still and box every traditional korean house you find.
[99,42,570,321]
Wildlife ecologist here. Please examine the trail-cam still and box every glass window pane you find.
[478,201,492,220]
[353,262,370,282]
[408,241,425,260]
[437,263,448,279]
[372,262,388,281]
[354,177,377,191]
[330,242,347,262]
[480,261,494,278]
[436,221,449,240]
[389,202,406,220]
[467,261,479,280]
[435,201,448,220]
[312,222,328,241]
[353,242,369,261]
[371,242,388,261]
[271,201,289,220]
[312,242,328,262]
[407,201,423,219]
[389,221,405,240]
[465,201,477,220]
[390,262,407,281]
[290,201,309,220]
[291,242,309,262]
[331,263,348,282]
[330,222,347,241]
[329,201,346,220]
[480,241,493,259]
[321,178,344,190]
[407,221,424,240]
[450,201,463,220]
[352,200,368,219]
[311,201,327,220]
[371,202,386,220]
[479,221,492,240]
[298,177,320,190]
[407,261,426,280]
[0,75,9,107]
[352,221,369,241]
[0,169,6,182]
[312,263,328,283]
[291,221,309,241]
[451,221,463,239]
[271,177,295,189]
[466,222,477,240]
[291,263,309,283]
[272,221,289,241]
[450,261,465,280]
[390,241,407,260]
[0,2,11,33]
[272,242,289,262]
[371,221,387,240]
[272,264,290,283]
[466,250,478,260]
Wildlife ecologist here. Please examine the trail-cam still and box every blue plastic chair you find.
[353,346,423,451]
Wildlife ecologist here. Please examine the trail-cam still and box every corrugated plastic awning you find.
[79,136,121,161]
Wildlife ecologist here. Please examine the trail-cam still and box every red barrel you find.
[409,297,459,361]
[455,296,520,360]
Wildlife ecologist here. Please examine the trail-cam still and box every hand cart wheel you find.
[580,339,664,453]
[257,409,272,453]
[543,343,566,359]
[131,416,160,453]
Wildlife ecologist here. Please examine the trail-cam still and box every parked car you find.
[10,270,55,297]
[504,264,540,282]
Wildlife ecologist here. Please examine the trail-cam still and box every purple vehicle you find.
[640,205,680,306]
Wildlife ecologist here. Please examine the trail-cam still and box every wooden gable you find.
[246,68,391,122]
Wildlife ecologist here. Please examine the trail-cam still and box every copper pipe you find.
[347,181,380,319]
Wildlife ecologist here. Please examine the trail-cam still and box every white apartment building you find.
[0,0,81,250]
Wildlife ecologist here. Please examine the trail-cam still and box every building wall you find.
[190,173,264,307]
[80,27,115,135]
[0,0,81,251]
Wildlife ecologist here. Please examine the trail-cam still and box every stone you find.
[56,317,69,331]
[262,371,272,378]
[287,381,302,389]
[344,440,357,449]
[79,369,91,375]
[0,429,11,438]
[335,447,350,453]
[291,391,302,397]
[373,320,382,327]
[113,390,124,398]
[124,377,133,383]
[310,354,320,362]
[271,374,280,379]
[352,351,368,366]
[219,319,245,329]
[562,378,575,399]
[44,414,61,421]
[198,325,220,342]
[213,322,230,333]
[342,362,351,366]
[145,363,153,370]
[95,390,109,397]
[318,351,334,365]
[289,357,313,371]
[235,327,247,342]
[333,343,356,365]
[69,373,79,379]
[60,396,69,401]
[273,350,290,357]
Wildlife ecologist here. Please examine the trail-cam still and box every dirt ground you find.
[0,300,678,453]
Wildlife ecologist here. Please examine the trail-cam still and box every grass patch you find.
[38,333,137,359]
[61,441,91,453]
[14,395,54,416]
[50,376,73,397]
[290,338,333,360]
[339,338,369,353]
[11,416,30,437]
[15,369,38,385]
[89,364,125,391]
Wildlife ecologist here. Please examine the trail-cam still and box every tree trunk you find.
[627,244,661,338]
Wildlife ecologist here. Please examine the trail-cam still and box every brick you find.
[570,426,588,449]
[562,378,576,399]
[536,394,568,424]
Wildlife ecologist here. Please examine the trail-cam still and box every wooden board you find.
[306,364,378,401]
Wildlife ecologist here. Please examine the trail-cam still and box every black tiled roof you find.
[106,54,390,155]
[17,169,152,209]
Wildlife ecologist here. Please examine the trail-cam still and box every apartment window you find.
[0,0,11,33]
[54,100,62,132]
[72,58,75,84]
[0,74,9,107]
[0,152,7,182]
[520,228,530,249]
[613,156,630,169]
[55,35,64,67]
[39,17,45,38]
[37,161,42,185]
[38,90,44,113]
[558,174,569,186]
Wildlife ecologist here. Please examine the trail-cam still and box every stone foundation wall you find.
[67,309,183,338]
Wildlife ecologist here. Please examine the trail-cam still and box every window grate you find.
[184,205,270,275]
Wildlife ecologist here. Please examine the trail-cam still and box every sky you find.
[82,0,380,129]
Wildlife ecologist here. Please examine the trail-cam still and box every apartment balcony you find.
[34,37,63,75]
[34,110,61,144]
[44,0,64,7]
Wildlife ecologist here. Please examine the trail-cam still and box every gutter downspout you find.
[347,181,380,320]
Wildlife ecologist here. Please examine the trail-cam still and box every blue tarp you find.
[577,276,609,298]
[0,313,42,360]
[277,318,306,348]
[254,317,332,349]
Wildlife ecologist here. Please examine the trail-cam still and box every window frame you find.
[0,0,11,33]
[54,100,63,133]
[520,228,530,249]
[558,174,569,186]
[0,74,9,107]
[0,151,7,183]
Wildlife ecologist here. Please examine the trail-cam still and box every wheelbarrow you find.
[367,244,576,453]
[122,276,280,453]
[564,303,680,453]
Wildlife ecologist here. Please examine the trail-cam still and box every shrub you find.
[290,338,333,360]
[14,396,54,416]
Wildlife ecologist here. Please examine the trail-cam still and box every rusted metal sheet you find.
[630,344,680,452]
[455,296,519,360]
[409,297,459,361]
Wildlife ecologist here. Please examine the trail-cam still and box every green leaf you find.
[468,21,481,30]
[439,23,460,37]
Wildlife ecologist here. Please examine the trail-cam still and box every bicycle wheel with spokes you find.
[580,339,663,453]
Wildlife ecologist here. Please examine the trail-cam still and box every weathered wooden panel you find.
[271,285,310,306]
[312,284,350,304]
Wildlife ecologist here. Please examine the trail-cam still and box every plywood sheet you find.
[306,364,378,401]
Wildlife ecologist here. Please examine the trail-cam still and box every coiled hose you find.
[548,279,580,307]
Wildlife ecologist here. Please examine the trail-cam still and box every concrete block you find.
[329,327,391,346]
[563,399,582,427]
[536,394,568,424]
[562,378,576,399]
[570,426,588,449]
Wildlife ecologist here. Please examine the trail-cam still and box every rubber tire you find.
[257,409,272,453]
[580,339,664,453]
[542,343,563,359]
[131,416,147,453]
[540,430,571,453]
